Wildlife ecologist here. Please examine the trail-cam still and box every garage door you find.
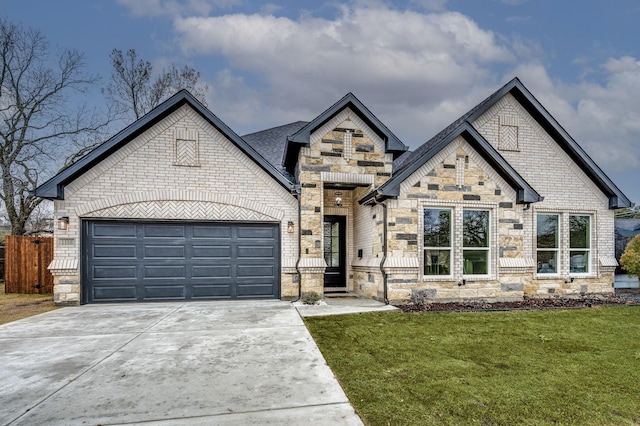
[83,221,280,303]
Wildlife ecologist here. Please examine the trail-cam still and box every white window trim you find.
[463,208,492,279]
[534,210,596,278]
[536,213,561,278]
[420,201,497,282]
[423,207,453,279]
[569,214,592,277]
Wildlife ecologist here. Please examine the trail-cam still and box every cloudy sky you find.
[5,0,640,204]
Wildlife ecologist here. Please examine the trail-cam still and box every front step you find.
[323,291,359,298]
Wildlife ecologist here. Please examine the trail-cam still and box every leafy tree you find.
[0,18,110,235]
[620,234,640,276]
[104,48,208,120]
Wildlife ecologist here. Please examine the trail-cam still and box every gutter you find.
[371,196,389,305]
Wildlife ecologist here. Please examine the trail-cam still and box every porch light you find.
[57,216,69,231]
[335,191,343,207]
[287,221,294,233]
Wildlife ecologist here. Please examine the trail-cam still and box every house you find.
[35,78,632,305]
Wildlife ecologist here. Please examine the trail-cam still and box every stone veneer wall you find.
[51,105,298,305]
[382,94,617,303]
[296,108,392,295]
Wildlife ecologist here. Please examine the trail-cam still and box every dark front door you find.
[323,215,346,290]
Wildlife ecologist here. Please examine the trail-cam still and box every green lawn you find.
[304,307,640,426]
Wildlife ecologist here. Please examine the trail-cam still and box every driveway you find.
[0,301,363,425]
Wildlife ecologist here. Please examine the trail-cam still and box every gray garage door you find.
[83,221,280,304]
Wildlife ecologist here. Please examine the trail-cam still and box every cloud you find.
[508,58,640,173]
[116,0,239,17]
[172,4,514,143]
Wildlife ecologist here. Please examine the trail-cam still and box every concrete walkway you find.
[0,301,363,425]
[295,295,399,317]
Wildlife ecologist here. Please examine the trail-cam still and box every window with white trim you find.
[569,215,590,274]
[422,207,491,277]
[536,214,559,274]
[463,210,490,275]
[423,208,451,276]
[536,213,592,275]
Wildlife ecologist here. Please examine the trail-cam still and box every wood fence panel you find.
[5,236,54,294]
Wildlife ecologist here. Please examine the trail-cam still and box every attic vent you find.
[499,115,519,151]
[337,119,357,161]
[174,128,200,167]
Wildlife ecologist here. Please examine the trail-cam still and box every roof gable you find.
[283,92,408,172]
[372,78,632,208]
[364,122,542,204]
[35,90,295,199]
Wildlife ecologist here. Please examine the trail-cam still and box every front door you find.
[323,215,346,290]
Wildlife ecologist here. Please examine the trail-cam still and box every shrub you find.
[301,291,321,305]
[620,234,640,276]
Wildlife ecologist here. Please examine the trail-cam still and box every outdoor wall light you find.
[57,216,69,231]
[335,191,343,207]
[287,221,294,233]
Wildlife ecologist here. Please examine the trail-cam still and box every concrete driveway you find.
[0,301,363,425]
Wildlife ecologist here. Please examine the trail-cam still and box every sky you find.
[4,0,640,205]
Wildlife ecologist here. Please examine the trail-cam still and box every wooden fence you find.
[5,235,54,294]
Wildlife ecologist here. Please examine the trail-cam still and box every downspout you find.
[292,184,302,302]
[371,196,389,305]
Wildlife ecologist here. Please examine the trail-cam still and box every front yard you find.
[0,283,57,325]
[305,306,640,425]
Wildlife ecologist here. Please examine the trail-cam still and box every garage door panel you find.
[192,226,231,238]
[93,245,137,258]
[144,265,186,279]
[237,226,275,239]
[84,221,279,303]
[192,265,231,278]
[237,283,277,297]
[192,284,232,298]
[93,286,137,301]
[144,285,185,299]
[93,266,137,279]
[144,224,185,238]
[237,264,275,277]
[92,223,137,238]
[192,245,231,258]
[143,245,186,258]
[237,245,275,258]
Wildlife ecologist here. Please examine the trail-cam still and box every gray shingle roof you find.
[242,121,308,167]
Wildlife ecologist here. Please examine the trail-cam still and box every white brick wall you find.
[473,93,615,265]
[52,104,299,301]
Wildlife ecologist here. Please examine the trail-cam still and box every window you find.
[423,207,491,277]
[537,214,559,274]
[463,210,489,275]
[569,215,590,273]
[423,208,451,276]
[536,213,592,275]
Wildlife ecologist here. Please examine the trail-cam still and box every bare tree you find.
[0,18,110,235]
[104,48,209,120]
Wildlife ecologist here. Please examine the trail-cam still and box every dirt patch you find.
[0,283,58,325]
[397,294,640,313]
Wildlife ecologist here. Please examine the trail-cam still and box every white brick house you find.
[36,78,632,305]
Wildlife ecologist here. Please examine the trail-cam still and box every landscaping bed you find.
[398,293,639,313]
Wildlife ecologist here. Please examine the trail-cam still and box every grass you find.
[305,307,640,425]
[0,283,58,325]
